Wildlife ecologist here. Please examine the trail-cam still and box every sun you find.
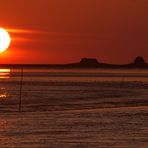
[0,27,11,53]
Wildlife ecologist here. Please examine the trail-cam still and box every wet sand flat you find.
[0,68,147,147]
[0,106,147,148]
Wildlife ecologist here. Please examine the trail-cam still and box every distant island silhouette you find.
[0,56,148,69]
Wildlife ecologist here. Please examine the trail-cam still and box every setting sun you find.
[0,27,11,53]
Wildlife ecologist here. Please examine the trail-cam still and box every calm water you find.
[0,68,147,147]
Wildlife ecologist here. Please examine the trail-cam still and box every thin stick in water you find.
[19,68,23,112]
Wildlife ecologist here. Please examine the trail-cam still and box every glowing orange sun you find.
[0,27,11,53]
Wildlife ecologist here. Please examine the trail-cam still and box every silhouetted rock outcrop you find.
[133,57,147,68]
[80,58,99,67]
[134,56,145,66]
[0,57,147,69]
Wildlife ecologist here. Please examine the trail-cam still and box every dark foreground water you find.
[0,68,147,147]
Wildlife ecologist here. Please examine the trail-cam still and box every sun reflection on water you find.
[0,69,10,99]
[0,88,8,100]
[0,94,7,98]
[0,69,10,79]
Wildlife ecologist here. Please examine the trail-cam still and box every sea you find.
[0,68,147,147]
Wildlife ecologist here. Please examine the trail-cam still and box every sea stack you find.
[134,56,146,66]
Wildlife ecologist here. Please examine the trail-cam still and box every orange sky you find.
[0,0,148,64]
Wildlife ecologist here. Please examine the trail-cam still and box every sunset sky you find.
[0,0,148,64]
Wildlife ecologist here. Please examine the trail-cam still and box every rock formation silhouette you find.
[134,56,146,66]
[0,57,147,69]
[80,58,99,67]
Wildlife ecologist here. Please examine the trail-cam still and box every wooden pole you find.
[19,68,23,112]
